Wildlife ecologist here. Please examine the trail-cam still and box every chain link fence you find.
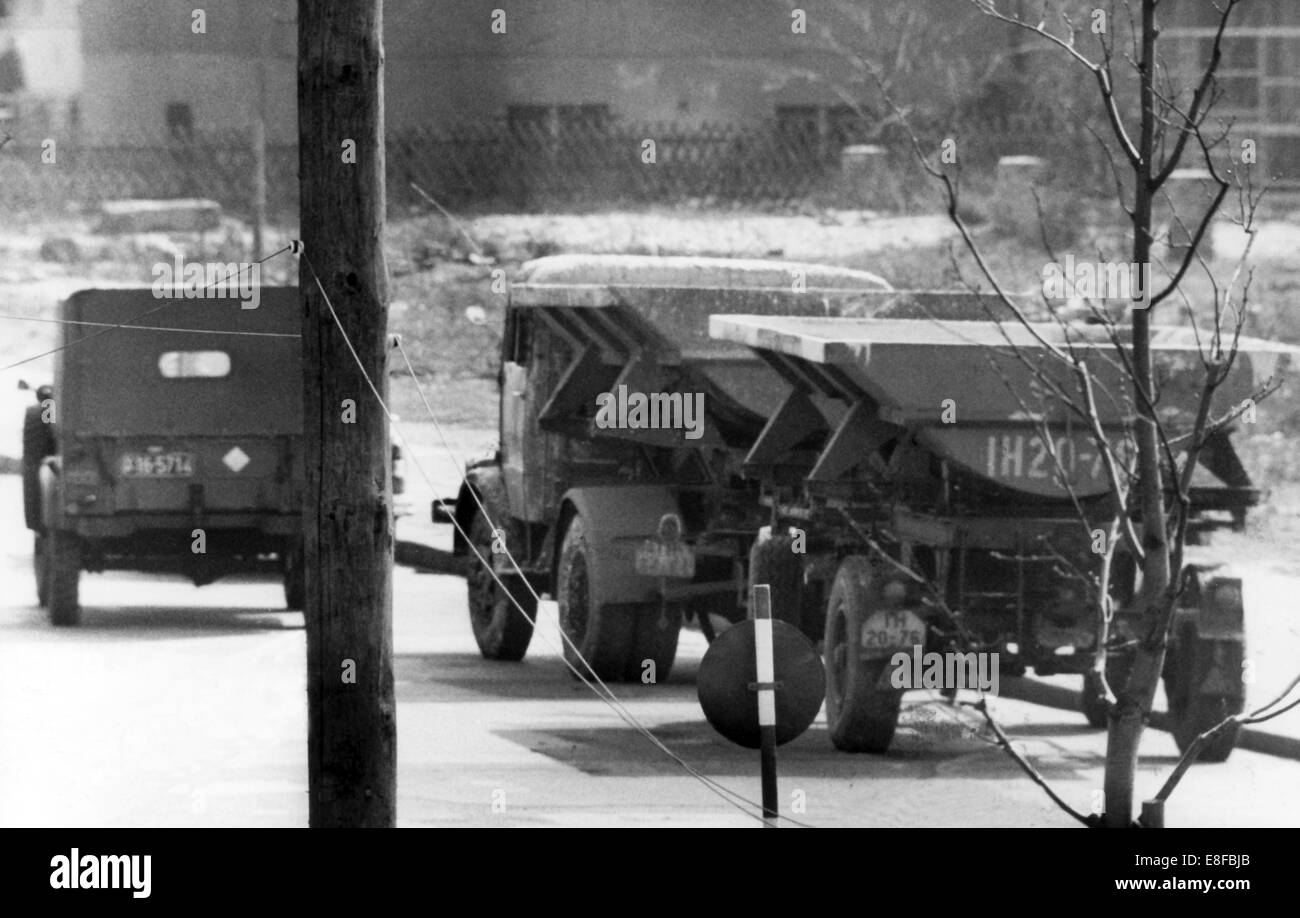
[0,116,1112,221]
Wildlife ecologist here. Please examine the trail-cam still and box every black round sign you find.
[696,619,826,748]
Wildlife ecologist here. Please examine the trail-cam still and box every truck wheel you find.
[34,533,49,607]
[557,514,637,682]
[283,545,305,611]
[466,511,536,661]
[1080,651,1135,729]
[1163,626,1243,763]
[46,530,81,627]
[748,530,804,632]
[824,556,902,752]
[630,603,682,683]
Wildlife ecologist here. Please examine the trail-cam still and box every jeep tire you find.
[34,533,49,607]
[46,530,81,627]
[283,544,306,611]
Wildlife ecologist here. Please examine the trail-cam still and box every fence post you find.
[994,154,1048,237]
[250,118,267,261]
[840,144,887,209]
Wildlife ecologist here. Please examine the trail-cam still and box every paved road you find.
[1,454,1298,827]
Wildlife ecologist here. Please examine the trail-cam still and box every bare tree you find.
[823,0,1296,826]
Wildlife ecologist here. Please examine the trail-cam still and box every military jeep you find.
[24,287,305,625]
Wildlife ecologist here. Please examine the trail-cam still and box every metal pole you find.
[751,584,779,825]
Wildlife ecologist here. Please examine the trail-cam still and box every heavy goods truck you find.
[437,254,1292,760]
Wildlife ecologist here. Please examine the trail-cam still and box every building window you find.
[165,101,193,140]
[1165,24,1300,183]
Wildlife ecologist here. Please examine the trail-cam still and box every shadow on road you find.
[394,648,706,702]
[15,605,302,639]
[492,715,1096,783]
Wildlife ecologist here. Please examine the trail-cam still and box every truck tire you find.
[283,545,305,611]
[1163,625,1243,763]
[748,530,804,631]
[34,533,49,607]
[824,556,903,752]
[557,514,638,682]
[46,530,81,627]
[466,510,536,661]
[630,603,682,684]
[1080,651,1135,729]
[22,404,54,532]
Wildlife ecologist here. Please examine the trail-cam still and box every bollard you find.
[750,584,779,824]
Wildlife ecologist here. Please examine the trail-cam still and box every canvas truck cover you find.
[56,287,301,437]
[51,288,302,523]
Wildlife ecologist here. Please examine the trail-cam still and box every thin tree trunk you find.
[1103,0,1170,828]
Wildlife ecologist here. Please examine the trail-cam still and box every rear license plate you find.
[860,608,926,659]
[119,452,195,477]
[634,538,696,579]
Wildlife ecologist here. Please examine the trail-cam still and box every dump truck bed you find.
[710,314,1296,425]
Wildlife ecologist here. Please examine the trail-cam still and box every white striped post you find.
[751,584,779,824]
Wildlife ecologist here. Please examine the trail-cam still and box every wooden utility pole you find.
[298,0,395,827]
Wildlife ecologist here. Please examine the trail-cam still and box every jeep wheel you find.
[34,533,49,607]
[283,545,305,611]
[466,511,536,661]
[46,530,81,627]
[557,514,638,682]
[1164,626,1243,763]
[824,556,902,753]
[1080,651,1135,729]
